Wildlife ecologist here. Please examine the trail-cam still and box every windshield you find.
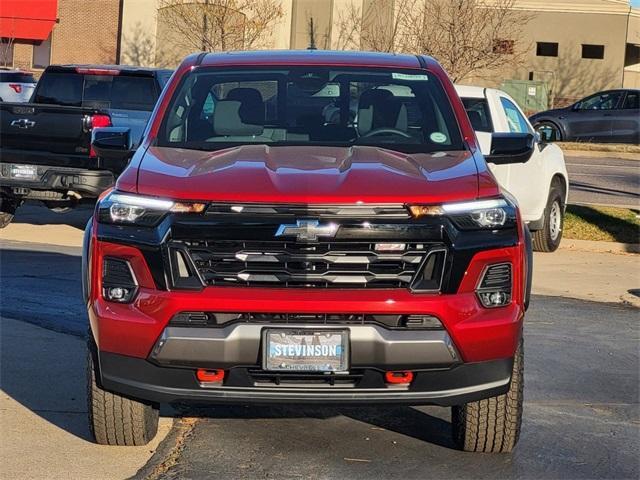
[158,67,464,153]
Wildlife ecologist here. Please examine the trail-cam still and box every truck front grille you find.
[170,240,446,289]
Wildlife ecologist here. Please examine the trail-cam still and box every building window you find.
[0,38,14,67]
[493,39,514,55]
[582,44,604,60]
[33,34,52,69]
[536,42,558,57]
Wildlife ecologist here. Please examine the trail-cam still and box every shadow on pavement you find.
[177,403,455,449]
[0,316,92,441]
[0,248,85,335]
[570,181,640,200]
[11,201,94,230]
[566,204,640,250]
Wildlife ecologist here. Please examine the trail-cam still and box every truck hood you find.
[134,145,482,204]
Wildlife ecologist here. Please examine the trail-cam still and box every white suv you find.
[456,85,569,252]
[0,69,37,103]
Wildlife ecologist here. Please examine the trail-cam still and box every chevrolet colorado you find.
[0,65,172,227]
[84,50,533,452]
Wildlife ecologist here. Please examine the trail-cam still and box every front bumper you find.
[98,350,513,406]
[87,204,527,407]
[0,163,115,198]
[152,324,459,369]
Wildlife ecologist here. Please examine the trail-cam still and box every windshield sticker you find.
[430,132,448,143]
[392,73,429,81]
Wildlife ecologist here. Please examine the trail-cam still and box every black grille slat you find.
[102,257,136,287]
[479,264,512,290]
[180,240,436,289]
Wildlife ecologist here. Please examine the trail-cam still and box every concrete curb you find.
[560,238,640,255]
[562,150,640,160]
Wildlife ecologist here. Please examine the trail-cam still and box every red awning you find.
[0,0,58,41]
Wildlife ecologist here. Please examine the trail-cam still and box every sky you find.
[632,0,640,7]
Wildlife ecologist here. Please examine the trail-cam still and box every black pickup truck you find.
[0,65,172,227]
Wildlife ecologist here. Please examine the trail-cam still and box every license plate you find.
[10,165,37,180]
[263,329,349,372]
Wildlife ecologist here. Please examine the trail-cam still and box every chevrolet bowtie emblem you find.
[10,118,36,129]
[275,220,338,242]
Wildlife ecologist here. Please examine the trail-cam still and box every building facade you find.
[1,0,638,104]
[0,0,121,73]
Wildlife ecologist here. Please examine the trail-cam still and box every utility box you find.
[500,80,549,114]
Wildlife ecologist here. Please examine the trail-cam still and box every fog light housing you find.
[477,290,511,308]
[476,263,512,308]
[102,257,138,303]
[104,286,135,302]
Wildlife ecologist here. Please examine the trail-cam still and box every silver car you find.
[0,69,37,103]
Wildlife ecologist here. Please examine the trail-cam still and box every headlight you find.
[408,198,516,230]
[98,191,206,226]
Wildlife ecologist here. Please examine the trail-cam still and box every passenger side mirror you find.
[485,133,535,165]
[92,127,133,161]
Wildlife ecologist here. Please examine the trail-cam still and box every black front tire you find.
[532,185,565,252]
[451,339,524,453]
[86,344,159,446]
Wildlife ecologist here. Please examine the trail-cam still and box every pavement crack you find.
[130,417,198,480]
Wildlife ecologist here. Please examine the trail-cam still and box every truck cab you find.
[456,85,569,252]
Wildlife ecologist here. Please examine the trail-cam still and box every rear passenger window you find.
[33,71,157,111]
[500,97,531,134]
[461,97,493,132]
[33,72,83,106]
[0,72,36,83]
[83,75,157,111]
[110,76,157,111]
[623,92,639,110]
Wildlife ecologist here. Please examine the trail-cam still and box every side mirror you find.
[485,133,535,165]
[92,127,132,160]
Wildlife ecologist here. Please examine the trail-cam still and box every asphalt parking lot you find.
[566,155,640,207]
[1,239,637,479]
[150,296,639,480]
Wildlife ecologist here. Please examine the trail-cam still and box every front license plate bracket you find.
[262,328,349,373]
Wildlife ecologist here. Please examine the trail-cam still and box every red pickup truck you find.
[84,50,533,452]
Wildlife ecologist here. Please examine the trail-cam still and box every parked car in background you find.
[0,68,37,103]
[456,85,569,252]
[0,64,173,227]
[529,89,640,144]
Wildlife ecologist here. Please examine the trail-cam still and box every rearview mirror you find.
[485,133,535,165]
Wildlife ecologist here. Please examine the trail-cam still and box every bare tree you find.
[120,22,157,67]
[0,37,15,67]
[336,0,532,82]
[158,0,284,53]
[335,0,411,52]
[402,0,532,82]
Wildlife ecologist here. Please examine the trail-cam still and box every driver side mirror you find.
[92,127,134,171]
[485,133,535,165]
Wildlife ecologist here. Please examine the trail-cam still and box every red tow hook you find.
[196,369,225,383]
[385,371,414,384]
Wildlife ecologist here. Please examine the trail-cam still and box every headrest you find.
[357,88,407,135]
[226,87,265,125]
[213,100,263,136]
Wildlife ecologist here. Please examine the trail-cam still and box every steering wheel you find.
[359,127,412,139]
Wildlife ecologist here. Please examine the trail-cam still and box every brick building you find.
[0,0,122,74]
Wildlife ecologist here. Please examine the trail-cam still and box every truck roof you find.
[454,85,490,98]
[197,50,426,70]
